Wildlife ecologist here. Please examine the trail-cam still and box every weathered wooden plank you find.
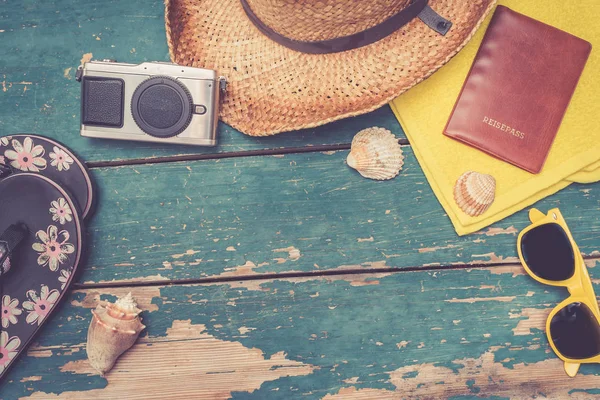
[79,148,600,284]
[0,0,403,163]
[3,263,600,398]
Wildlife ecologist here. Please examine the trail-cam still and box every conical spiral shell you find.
[346,127,404,180]
[454,171,496,217]
[87,293,145,376]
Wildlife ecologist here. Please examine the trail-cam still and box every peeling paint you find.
[488,264,526,277]
[472,252,520,264]
[585,257,600,268]
[7,265,598,398]
[1,80,31,92]
[512,308,552,336]
[422,262,442,267]
[171,249,200,259]
[272,246,301,261]
[238,326,255,335]
[324,386,395,399]
[418,244,459,253]
[80,52,93,66]
[445,296,516,304]
[476,226,518,236]
[20,376,42,382]
[35,320,316,399]
[4,2,600,397]
[357,237,374,243]
[203,260,394,291]
[325,351,600,399]
[70,287,161,312]
[349,279,380,287]
[26,349,53,358]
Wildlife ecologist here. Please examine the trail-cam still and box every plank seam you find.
[73,255,600,289]
[85,140,410,168]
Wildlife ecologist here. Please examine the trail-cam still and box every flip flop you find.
[0,134,94,218]
[0,172,83,380]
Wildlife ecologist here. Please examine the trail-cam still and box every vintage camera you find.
[77,60,225,146]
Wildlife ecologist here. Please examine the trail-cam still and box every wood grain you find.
[3,264,600,398]
[2,1,600,399]
[78,148,600,284]
[0,0,403,163]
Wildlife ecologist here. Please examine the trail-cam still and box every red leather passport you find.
[444,6,592,173]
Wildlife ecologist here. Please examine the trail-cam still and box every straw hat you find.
[165,0,496,136]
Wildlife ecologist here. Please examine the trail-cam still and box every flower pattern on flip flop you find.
[49,197,73,225]
[0,332,20,373]
[49,146,74,171]
[58,269,71,290]
[23,285,60,326]
[1,295,22,328]
[0,136,11,147]
[32,225,75,272]
[4,137,47,172]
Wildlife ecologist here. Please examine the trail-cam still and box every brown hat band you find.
[240,0,452,54]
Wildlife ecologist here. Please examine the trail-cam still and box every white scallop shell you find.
[346,127,404,180]
[453,171,496,217]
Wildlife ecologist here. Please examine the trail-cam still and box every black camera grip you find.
[81,77,125,128]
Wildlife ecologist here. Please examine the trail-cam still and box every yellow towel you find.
[567,160,600,183]
[390,0,600,236]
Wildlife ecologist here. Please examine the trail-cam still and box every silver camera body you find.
[77,60,224,146]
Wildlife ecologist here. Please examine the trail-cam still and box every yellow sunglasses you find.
[517,208,600,378]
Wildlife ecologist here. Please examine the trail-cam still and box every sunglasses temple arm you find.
[564,361,580,377]
[528,208,546,223]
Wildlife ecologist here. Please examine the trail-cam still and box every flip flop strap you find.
[0,223,29,275]
[0,163,13,180]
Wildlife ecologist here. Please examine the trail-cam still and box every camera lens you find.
[131,76,193,138]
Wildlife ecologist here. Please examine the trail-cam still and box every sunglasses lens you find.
[520,223,574,281]
[550,302,600,359]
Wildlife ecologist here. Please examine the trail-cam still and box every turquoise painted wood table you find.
[2,1,600,399]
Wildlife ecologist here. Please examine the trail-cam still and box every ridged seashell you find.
[87,293,145,376]
[346,127,404,180]
[454,171,496,217]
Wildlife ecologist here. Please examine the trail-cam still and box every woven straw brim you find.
[166,0,497,136]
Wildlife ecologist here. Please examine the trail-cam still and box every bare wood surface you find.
[0,1,403,163]
[4,262,600,398]
[78,149,600,285]
[1,0,600,398]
